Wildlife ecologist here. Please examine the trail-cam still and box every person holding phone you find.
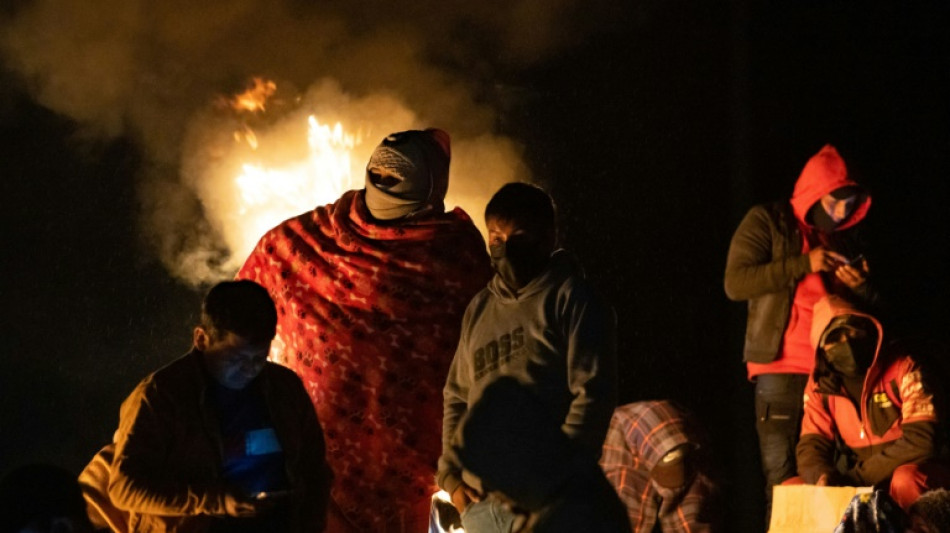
[724,144,877,521]
[80,281,331,532]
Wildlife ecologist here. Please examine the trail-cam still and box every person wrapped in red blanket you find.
[237,128,492,532]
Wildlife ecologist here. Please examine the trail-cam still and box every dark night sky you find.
[3,2,950,530]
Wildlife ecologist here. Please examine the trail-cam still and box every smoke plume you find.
[1,0,607,285]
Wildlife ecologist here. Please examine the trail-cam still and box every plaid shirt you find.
[600,401,719,533]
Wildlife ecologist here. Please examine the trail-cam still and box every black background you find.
[3,2,950,530]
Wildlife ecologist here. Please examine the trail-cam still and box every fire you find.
[197,76,508,284]
[230,114,364,258]
[431,490,465,533]
[230,77,277,112]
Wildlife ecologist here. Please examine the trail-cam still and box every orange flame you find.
[231,77,277,113]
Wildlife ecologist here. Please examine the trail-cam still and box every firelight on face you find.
[196,329,271,390]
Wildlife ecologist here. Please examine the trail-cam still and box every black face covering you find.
[823,329,877,378]
[490,235,550,291]
[810,202,840,233]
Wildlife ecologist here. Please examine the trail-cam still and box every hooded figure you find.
[451,376,631,533]
[795,295,948,510]
[438,183,617,532]
[600,401,721,533]
[724,144,877,516]
[238,128,493,532]
[363,129,451,220]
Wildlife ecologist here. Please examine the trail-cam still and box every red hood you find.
[789,144,871,230]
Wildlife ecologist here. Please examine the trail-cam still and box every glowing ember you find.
[231,77,277,112]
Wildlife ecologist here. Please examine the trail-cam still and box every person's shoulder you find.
[460,285,495,323]
[554,259,606,305]
[881,351,920,378]
[430,208,488,246]
[261,361,306,387]
[119,353,201,413]
[744,201,789,221]
[557,272,599,302]
[141,353,203,394]
[264,208,320,237]
[468,284,494,305]
[261,359,295,377]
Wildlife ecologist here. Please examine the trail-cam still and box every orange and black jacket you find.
[796,297,937,486]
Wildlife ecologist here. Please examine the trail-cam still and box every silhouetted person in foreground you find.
[450,376,631,533]
[0,463,96,533]
[80,280,330,532]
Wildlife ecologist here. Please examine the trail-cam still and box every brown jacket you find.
[91,350,330,532]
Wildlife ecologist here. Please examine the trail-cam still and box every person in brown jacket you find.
[80,280,331,532]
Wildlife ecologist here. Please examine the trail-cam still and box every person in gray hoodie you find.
[438,182,618,533]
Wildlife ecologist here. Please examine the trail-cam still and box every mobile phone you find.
[843,254,864,266]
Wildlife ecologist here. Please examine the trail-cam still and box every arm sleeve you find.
[797,387,838,484]
[854,363,938,485]
[437,335,472,494]
[724,206,811,301]
[108,381,230,517]
[562,285,618,456]
[854,422,937,485]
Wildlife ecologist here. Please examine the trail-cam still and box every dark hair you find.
[201,280,277,345]
[484,182,557,236]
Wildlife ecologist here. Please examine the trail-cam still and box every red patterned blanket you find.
[238,189,491,531]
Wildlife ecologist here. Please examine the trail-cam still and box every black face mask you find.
[810,202,839,233]
[490,235,550,291]
[824,338,875,378]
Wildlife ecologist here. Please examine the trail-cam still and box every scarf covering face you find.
[238,190,492,531]
[364,129,451,220]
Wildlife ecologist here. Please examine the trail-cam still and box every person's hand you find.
[223,490,275,517]
[836,259,869,289]
[809,247,848,273]
[451,483,481,515]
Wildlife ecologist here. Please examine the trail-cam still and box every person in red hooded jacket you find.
[789,295,950,510]
[724,144,876,517]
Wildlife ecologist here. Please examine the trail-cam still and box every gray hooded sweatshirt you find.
[438,249,618,496]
